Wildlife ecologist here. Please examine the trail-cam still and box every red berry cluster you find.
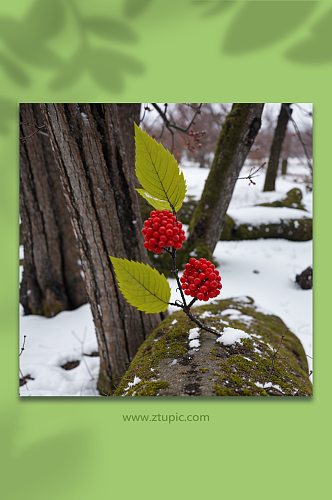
[180,258,222,301]
[142,210,186,254]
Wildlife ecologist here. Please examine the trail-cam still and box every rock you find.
[114,297,312,397]
[223,216,312,242]
[259,188,305,211]
[295,266,313,290]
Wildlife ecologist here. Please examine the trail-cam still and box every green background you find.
[0,0,327,498]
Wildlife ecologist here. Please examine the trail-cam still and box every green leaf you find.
[135,189,175,212]
[135,124,187,212]
[110,257,170,313]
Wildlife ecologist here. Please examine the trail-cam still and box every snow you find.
[188,327,200,340]
[123,376,141,392]
[255,381,285,394]
[20,156,312,395]
[216,327,251,346]
[189,339,200,349]
[228,206,310,226]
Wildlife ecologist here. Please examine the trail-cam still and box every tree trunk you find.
[19,104,87,317]
[40,103,164,394]
[182,103,264,262]
[117,103,141,181]
[263,104,292,192]
[282,158,288,175]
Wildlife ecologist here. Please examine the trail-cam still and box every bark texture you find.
[19,103,87,317]
[263,104,292,192]
[182,103,264,261]
[40,103,164,394]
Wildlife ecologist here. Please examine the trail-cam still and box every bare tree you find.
[20,104,87,317]
[263,104,292,192]
[40,103,164,394]
[181,103,264,262]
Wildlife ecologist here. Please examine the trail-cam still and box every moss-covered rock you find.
[259,188,305,211]
[220,216,312,241]
[113,297,312,397]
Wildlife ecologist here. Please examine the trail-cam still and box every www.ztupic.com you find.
[122,414,209,423]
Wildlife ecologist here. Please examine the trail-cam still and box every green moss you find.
[259,188,305,211]
[114,297,312,397]
[213,384,236,396]
[229,373,243,387]
[220,215,236,241]
[113,311,189,396]
[233,218,312,242]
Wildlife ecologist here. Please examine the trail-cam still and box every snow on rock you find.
[188,327,200,340]
[228,206,310,226]
[124,376,141,392]
[189,339,200,349]
[217,327,251,346]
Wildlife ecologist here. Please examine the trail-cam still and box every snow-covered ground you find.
[19,158,312,396]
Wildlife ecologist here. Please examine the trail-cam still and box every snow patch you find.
[216,327,251,346]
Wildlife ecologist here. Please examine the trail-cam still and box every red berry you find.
[142,209,186,253]
[197,292,204,301]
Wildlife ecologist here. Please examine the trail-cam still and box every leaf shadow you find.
[83,17,139,43]
[0,410,90,500]
[285,6,332,64]
[49,46,144,92]
[0,98,17,136]
[0,0,65,71]
[192,1,236,18]
[222,1,318,55]
[123,0,155,18]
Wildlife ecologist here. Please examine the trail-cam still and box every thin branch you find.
[19,335,26,357]
[282,104,312,174]
[293,370,313,396]
[265,335,285,385]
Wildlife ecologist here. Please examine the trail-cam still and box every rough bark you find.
[19,103,87,317]
[40,103,164,394]
[182,104,264,261]
[117,103,141,179]
[281,158,288,175]
[263,104,292,192]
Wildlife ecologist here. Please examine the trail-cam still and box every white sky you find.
[142,103,312,132]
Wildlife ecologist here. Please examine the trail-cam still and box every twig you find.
[20,121,49,140]
[282,104,312,174]
[19,335,29,392]
[293,370,313,396]
[237,161,269,186]
[265,335,285,385]
[19,335,26,356]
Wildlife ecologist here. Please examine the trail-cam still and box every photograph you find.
[19,103,313,397]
